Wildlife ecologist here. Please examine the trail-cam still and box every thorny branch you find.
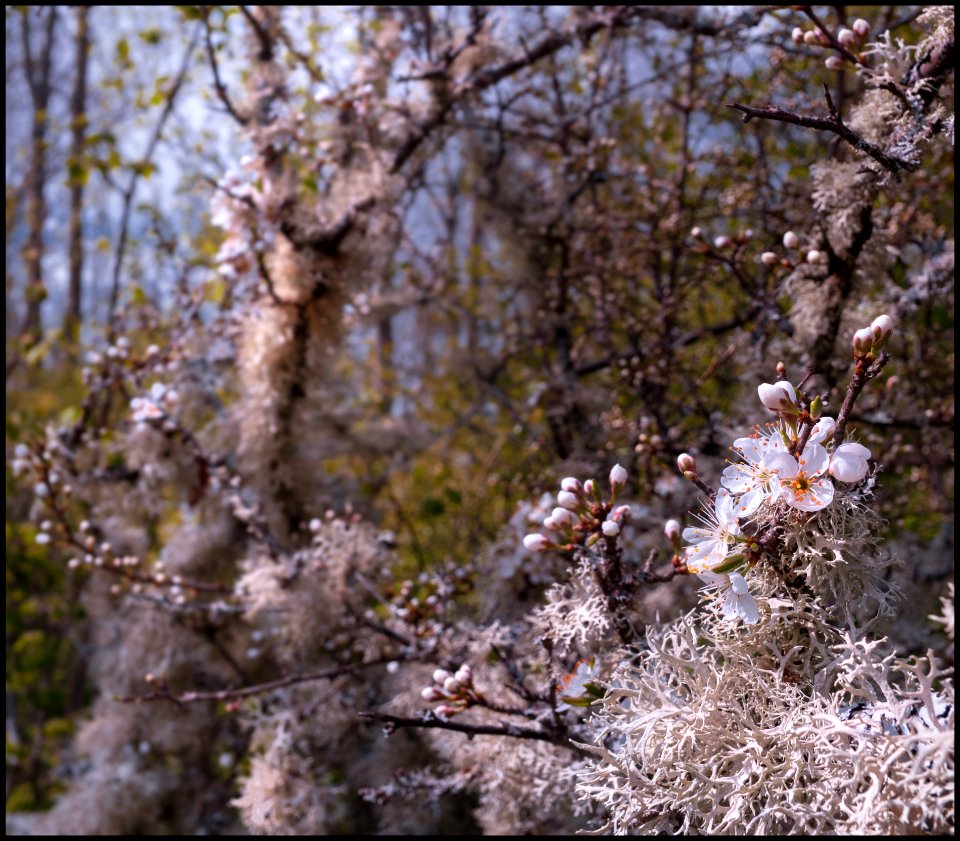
[729,84,920,176]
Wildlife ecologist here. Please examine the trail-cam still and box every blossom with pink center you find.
[766,444,835,512]
[682,490,741,572]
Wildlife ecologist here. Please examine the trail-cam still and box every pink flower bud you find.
[664,519,681,541]
[542,516,560,531]
[583,479,598,498]
[551,507,577,527]
[523,533,552,552]
[803,30,820,45]
[870,314,894,342]
[435,704,458,717]
[557,490,580,511]
[791,27,805,44]
[443,676,462,694]
[853,18,869,38]
[612,504,632,523]
[560,477,583,494]
[601,520,620,538]
[782,231,799,249]
[713,235,732,249]
[454,665,472,686]
[837,28,856,48]
[421,686,444,702]
[433,668,452,685]
[824,57,845,71]
[760,251,778,266]
[677,453,697,474]
[609,463,628,492]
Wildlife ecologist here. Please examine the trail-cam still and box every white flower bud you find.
[454,665,472,686]
[852,18,869,38]
[421,686,444,702]
[35,532,51,545]
[852,327,874,355]
[791,27,805,44]
[664,519,681,541]
[782,231,800,249]
[443,676,462,694]
[870,314,894,342]
[601,520,620,538]
[560,477,583,494]
[612,504,632,523]
[557,490,580,511]
[760,251,778,266]
[803,30,820,45]
[677,453,697,474]
[713,235,732,249]
[583,479,598,497]
[758,381,798,411]
[690,226,702,238]
[806,249,822,264]
[609,463,628,492]
[542,516,559,531]
[837,28,856,48]
[432,668,451,685]
[523,533,552,552]
[550,507,577,527]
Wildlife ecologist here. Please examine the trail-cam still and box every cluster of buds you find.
[420,665,477,717]
[385,574,450,631]
[689,226,754,251]
[853,314,895,359]
[523,465,632,553]
[790,18,870,69]
[760,230,827,269]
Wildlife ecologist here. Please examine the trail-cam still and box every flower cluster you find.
[674,325,891,623]
[523,465,631,553]
[420,665,477,718]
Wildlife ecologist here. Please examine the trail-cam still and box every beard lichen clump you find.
[576,478,954,835]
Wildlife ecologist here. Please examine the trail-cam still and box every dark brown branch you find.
[728,85,919,176]
[831,351,892,449]
[203,13,247,126]
[358,710,579,751]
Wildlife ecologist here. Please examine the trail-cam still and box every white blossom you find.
[682,490,741,572]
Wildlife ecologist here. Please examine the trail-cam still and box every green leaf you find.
[711,553,746,574]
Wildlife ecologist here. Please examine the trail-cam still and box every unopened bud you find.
[454,665,472,686]
[602,520,621,538]
[560,477,583,494]
[432,668,451,685]
[583,479,600,500]
[791,27,805,44]
[550,507,577,527]
[443,676,462,694]
[523,533,552,553]
[782,231,799,249]
[810,394,823,420]
[824,56,846,71]
[852,18,869,38]
[690,226,702,238]
[870,313,894,344]
[852,327,874,356]
[803,30,820,45]
[713,235,732,249]
[758,381,798,411]
[435,704,458,717]
[760,251,778,266]
[609,463,628,494]
[806,249,822,264]
[677,453,697,474]
[776,361,787,377]
[664,519,681,542]
[557,490,581,511]
[837,28,856,48]
[612,504,632,523]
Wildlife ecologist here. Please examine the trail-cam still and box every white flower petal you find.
[797,442,829,476]
[766,451,799,479]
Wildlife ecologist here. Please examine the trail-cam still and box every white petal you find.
[736,486,764,517]
[797,443,829,477]
[733,437,763,464]
[728,572,750,595]
[766,451,799,479]
[829,446,869,483]
[784,478,834,511]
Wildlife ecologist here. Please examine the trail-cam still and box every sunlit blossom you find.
[767,444,834,512]
[682,490,741,572]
